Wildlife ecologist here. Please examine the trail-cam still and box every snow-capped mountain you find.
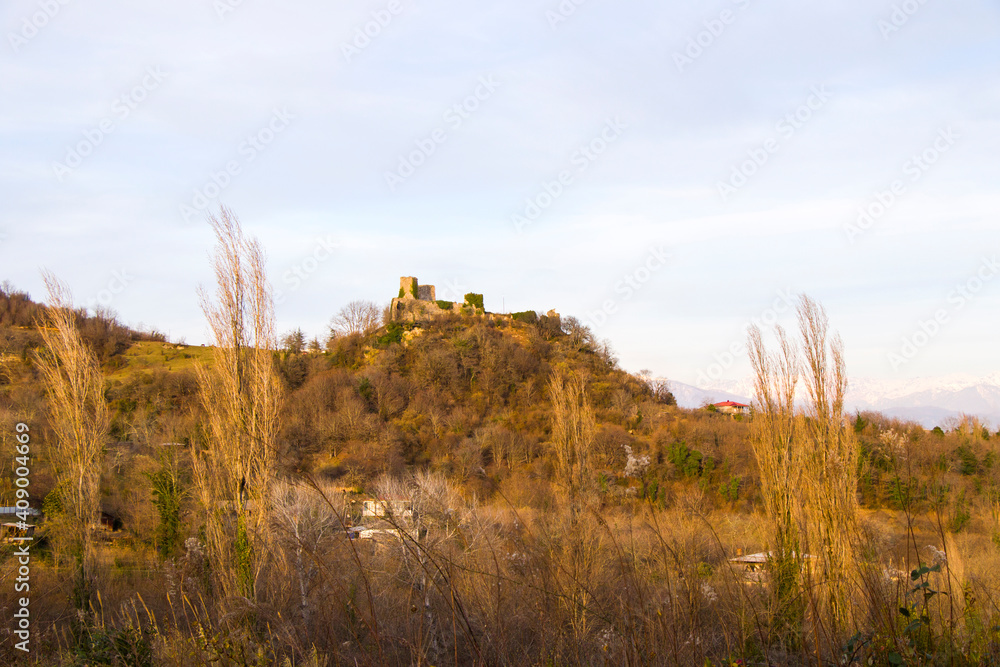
[665,381,752,410]
[667,374,1000,429]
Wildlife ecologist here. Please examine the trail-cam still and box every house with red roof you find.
[712,401,751,416]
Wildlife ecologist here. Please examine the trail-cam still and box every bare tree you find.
[548,370,596,507]
[34,271,110,604]
[373,471,467,665]
[637,369,676,405]
[560,316,594,349]
[272,480,341,629]
[191,207,284,603]
[330,300,382,337]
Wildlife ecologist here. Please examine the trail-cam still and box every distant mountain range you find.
[667,373,1000,429]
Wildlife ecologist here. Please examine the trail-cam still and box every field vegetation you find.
[2,214,1000,665]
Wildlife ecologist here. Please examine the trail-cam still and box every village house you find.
[713,400,751,416]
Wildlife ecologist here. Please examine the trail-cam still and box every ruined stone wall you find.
[400,276,418,299]
[390,297,459,323]
[390,276,560,328]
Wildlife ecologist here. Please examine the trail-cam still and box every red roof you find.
[714,401,750,408]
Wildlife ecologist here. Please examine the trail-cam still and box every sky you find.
[1,0,998,387]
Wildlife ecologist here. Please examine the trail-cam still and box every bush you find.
[377,322,405,347]
[955,445,979,476]
[511,310,537,324]
[464,293,484,310]
[668,441,704,478]
[435,300,453,310]
[719,477,740,502]
[327,332,366,368]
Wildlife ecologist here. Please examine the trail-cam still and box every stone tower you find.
[400,276,418,299]
[400,276,435,301]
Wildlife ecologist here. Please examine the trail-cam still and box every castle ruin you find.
[390,277,470,323]
[389,276,561,329]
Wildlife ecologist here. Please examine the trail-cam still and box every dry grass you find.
[10,257,1000,665]
[106,341,216,380]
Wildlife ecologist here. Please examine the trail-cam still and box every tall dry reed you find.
[34,271,110,604]
[191,207,284,604]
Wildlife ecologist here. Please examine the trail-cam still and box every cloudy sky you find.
[1,0,998,386]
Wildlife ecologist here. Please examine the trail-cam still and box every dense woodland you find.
[3,226,1000,665]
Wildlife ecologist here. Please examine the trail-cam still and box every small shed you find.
[362,496,415,520]
[1,522,35,542]
[729,551,817,584]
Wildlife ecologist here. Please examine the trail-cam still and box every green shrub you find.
[143,465,183,559]
[43,486,65,516]
[668,441,704,478]
[950,492,971,532]
[398,287,404,298]
[719,477,740,502]
[703,456,716,474]
[376,322,405,346]
[357,377,373,403]
[435,300,454,310]
[464,293,484,310]
[955,445,979,476]
[72,623,154,667]
[854,414,869,433]
[410,282,419,298]
[887,476,918,510]
[511,310,537,324]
